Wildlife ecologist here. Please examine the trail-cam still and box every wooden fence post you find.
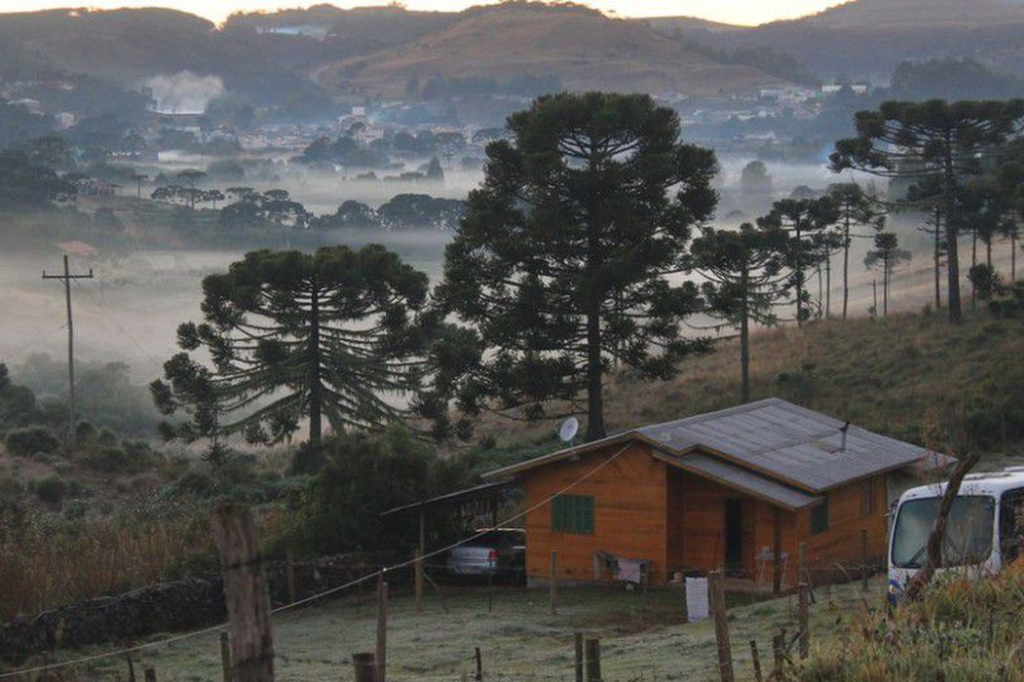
[584,638,602,682]
[861,529,869,592]
[708,570,735,682]
[377,576,388,682]
[415,548,424,614]
[220,631,231,682]
[352,652,376,682]
[144,668,157,682]
[797,542,806,586]
[574,632,584,682]
[773,508,783,596]
[418,505,427,615]
[550,550,559,615]
[212,503,274,682]
[474,646,483,681]
[218,630,232,675]
[126,655,136,682]
[798,582,810,660]
[285,548,296,605]
[749,640,763,682]
[772,630,785,679]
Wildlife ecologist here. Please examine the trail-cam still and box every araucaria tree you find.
[152,245,434,445]
[864,232,912,318]
[758,197,839,325]
[832,99,1024,323]
[828,184,885,319]
[435,92,718,442]
[690,223,790,402]
[905,175,947,311]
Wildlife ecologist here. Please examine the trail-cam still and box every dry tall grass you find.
[0,507,213,621]
[0,504,288,622]
[796,570,1024,680]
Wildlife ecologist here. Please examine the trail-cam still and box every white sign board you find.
[685,577,709,622]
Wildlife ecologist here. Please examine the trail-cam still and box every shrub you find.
[96,427,119,447]
[63,499,88,520]
[75,420,97,443]
[291,427,442,555]
[30,474,68,508]
[289,440,328,476]
[4,426,61,457]
[84,446,130,473]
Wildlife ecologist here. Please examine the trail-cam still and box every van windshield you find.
[892,495,995,568]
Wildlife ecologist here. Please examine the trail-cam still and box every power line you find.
[41,253,93,447]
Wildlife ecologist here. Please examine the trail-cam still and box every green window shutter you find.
[552,496,565,532]
[582,496,594,533]
[551,495,594,534]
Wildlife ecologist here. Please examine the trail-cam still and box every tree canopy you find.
[434,92,717,441]
[152,245,437,446]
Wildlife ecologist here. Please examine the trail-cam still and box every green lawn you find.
[55,578,889,681]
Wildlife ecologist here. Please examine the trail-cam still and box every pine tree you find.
[434,92,718,442]
[151,245,437,446]
[758,197,840,325]
[690,223,790,402]
[864,233,912,317]
[905,175,947,311]
[827,183,885,319]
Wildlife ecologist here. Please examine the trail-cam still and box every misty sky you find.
[2,0,847,25]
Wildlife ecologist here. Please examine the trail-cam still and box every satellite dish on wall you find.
[558,417,580,443]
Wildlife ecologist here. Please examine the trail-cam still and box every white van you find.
[888,467,1024,588]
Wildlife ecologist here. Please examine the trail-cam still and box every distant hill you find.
[664,0,1024,81]
[798,0,1024,29]
[0,8,217,82]
[225,4,457,48]
[0,8,335,108]
[317,3,787,98]
[632,15,746,35]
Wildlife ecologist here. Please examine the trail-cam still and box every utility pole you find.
[42,253,93,447]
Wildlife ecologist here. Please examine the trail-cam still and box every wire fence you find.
[0,433,900,682]
[0,559,893,682]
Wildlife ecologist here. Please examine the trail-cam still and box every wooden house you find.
[483,399,948,590]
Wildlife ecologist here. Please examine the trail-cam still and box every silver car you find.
[446,528,526,579]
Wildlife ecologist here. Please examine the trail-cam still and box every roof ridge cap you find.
[639,397,789,432]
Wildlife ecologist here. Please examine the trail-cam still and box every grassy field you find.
[51,578,890,682]
[471,310,1024,464]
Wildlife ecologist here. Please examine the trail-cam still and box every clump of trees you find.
[312,194,465,231]
[0,149,75,210]
[757,196,840,325]
[832,99,1024,323]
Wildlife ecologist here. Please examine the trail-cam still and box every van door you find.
[999,488,1024,567]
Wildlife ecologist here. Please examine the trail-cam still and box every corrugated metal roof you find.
[483,399,946,497]
[653,451,822,511]
[636,399,931,492]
